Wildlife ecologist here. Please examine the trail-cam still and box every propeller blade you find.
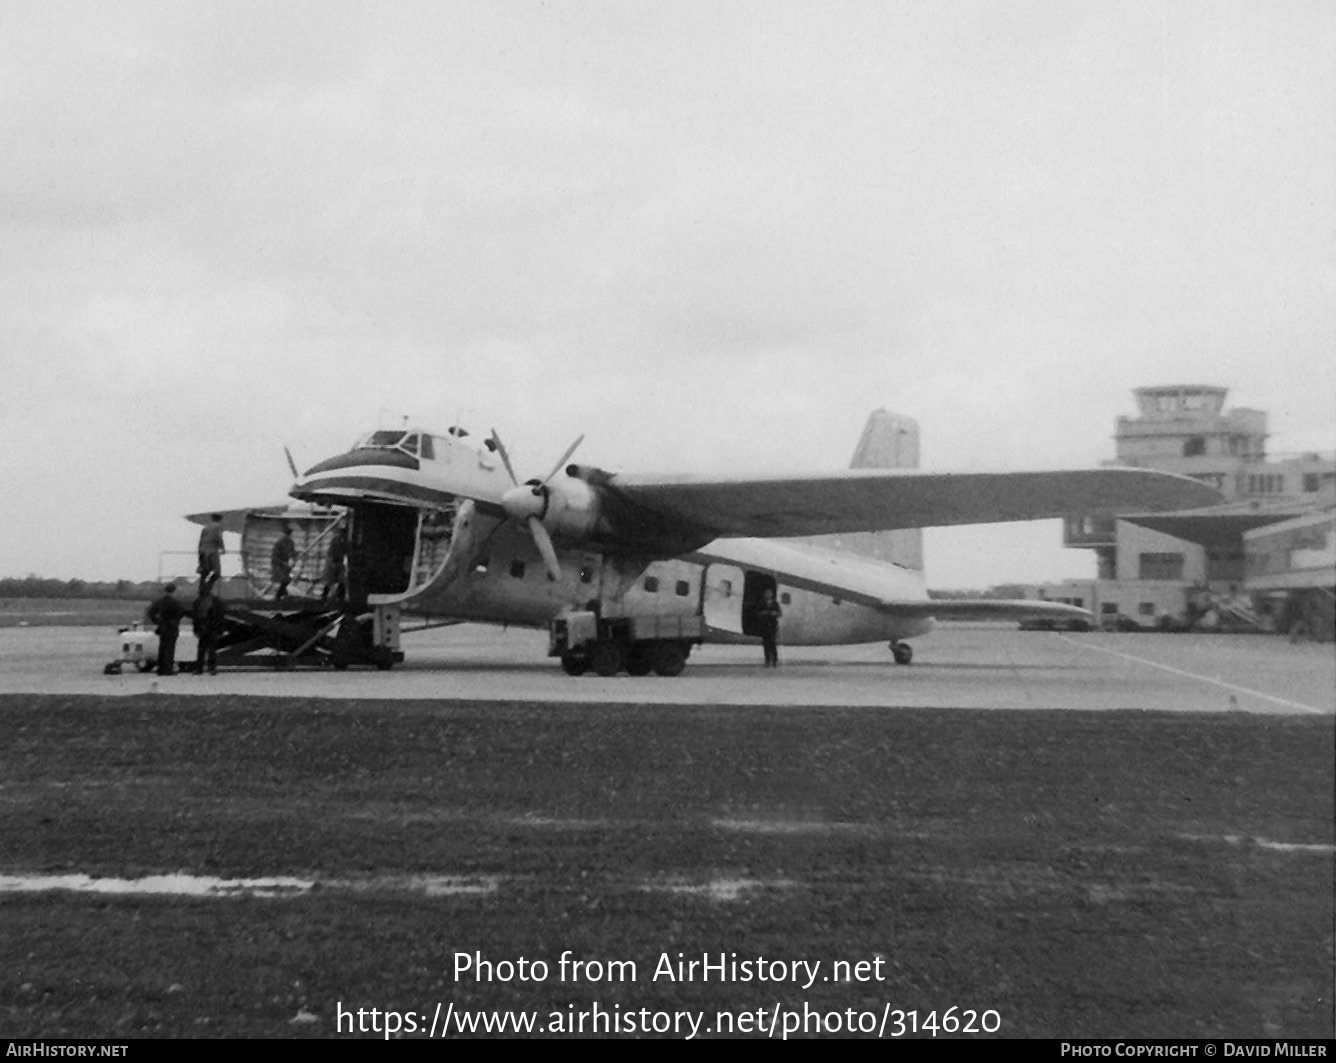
[528,517,562,582]
[283,445,299,479]
[489,429,519,485]
[543,434,585,484]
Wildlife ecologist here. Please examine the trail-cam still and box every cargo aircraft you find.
[189,410,1221,675]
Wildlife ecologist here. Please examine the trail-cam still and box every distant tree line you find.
[0,577,161,600]
[928,585,1029,600]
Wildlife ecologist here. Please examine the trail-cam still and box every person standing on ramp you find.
[757,587,783,668]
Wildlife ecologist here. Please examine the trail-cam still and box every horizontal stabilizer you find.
[871,598,1093,623]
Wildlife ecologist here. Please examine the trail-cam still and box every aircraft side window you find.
[675,580,690,597]
[510,560,526,579]
[643,576,659,593]
[780,592,791,605]
[579,566,594,584]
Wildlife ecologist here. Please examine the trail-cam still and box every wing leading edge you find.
[608,467,1223,539]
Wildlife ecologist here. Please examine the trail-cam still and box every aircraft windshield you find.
[355,430,425,457]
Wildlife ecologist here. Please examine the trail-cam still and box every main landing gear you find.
[890,640,913,665]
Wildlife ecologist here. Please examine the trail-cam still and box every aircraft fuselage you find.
[289,429,933,648]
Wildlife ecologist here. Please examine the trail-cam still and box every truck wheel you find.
[626,647,654,676]
[560,655,589,676]
[651,642,688,677]
[589,640,625,677]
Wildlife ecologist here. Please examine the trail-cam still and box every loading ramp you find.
[206,597,402,671]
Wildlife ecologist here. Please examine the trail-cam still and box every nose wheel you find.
[890,640,913,665]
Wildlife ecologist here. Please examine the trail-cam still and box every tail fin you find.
[799,409,924,570]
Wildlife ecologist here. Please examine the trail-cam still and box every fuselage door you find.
[740,570,778,637]
[702,563,745,634]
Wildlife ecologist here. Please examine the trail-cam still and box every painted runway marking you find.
[1054,634,1330,714]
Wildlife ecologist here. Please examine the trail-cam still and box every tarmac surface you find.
[3,621,1331,714]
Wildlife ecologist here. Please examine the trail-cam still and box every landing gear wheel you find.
[651,642,688,677]
[104,662,122,675]
[560,654,589,677]
[589,640,625,677]
[891,640,913,665]
[137,658,156,673]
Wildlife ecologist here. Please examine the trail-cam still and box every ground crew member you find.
[147,583,186,676]
[198,513,225,591]
[271,525,296,599]
[192,586,226,675]
[757,587,782,667]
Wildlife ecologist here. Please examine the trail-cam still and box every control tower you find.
[1064,385,1333,585]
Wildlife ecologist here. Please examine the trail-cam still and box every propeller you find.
[489,429,585,582]
[283,445,299,479]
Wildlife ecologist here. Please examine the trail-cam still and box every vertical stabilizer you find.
[800,410,924,570]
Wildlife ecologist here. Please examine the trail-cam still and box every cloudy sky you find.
[2,0,1332,588]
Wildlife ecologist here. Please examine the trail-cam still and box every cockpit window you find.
[355,430,429,459]
[361,430,407,448]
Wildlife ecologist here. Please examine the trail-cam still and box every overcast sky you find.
[2,0,1333,588]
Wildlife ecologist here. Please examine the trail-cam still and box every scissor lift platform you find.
[210,597,402,670]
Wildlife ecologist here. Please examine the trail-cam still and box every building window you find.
[1139,552,1184,581]
[1138,602,1156,616]
[643,576,659,593]
[579,566,593,583]
[675,580,690,597]
[1183,436,1206,456]
[1101,603,1119,615]
[1303,473,1321,493]
[509,560,526,579]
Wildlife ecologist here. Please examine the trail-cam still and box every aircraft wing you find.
[607,467,1222,538]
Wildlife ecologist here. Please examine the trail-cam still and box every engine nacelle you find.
[541,474,603,543]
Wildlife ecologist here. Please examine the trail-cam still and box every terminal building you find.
[1023,385,1335,638]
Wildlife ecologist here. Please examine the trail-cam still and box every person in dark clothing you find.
[271,525,296,599]
[192,587,227,675]
[756,587,783,667]
[320,523,349,601]
[198,513,225,592]
[147,583,186,676]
